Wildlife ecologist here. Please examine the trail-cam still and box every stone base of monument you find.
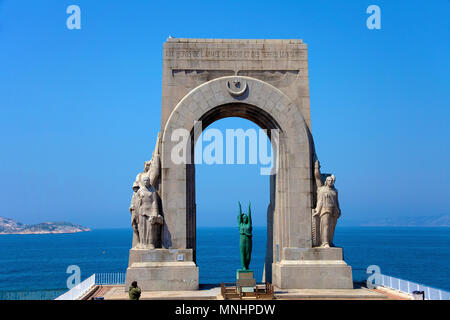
[272,247,353,289]
[236,270,256,293]
[125,248,198,291]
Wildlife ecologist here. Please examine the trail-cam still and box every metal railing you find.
[54,272,126,300]
[376,274,450,300]
[55,274,96,300]
[95,272,126,285]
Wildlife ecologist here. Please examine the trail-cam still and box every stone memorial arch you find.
[126,39,353,291]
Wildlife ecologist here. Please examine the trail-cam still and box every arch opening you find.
[187,106,278,283]
[159,76,316,289]
[194,117,272,283]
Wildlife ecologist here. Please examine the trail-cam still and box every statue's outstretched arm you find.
[149,133,161,185]
[237,201,243,224]
[314,160,323,188]
[248,202,252,226]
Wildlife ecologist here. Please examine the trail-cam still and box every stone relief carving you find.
[129,133,163,249]
[312,160,341,248]
[226,78,248,97]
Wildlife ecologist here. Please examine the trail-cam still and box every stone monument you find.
[125,38,353,291]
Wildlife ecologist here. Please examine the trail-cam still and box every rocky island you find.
[0,217,91,234]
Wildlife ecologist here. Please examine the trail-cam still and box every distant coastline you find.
[0,217,91,235]
[341,214,450,227]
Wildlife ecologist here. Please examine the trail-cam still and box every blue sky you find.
[0,0,449,228]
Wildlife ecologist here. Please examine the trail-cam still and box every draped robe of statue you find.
[313,160,341,248]
[129,134,163,249]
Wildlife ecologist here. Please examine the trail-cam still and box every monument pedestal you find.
[236,270,256,293]
[272,247,353,289]
[125,248,198,291]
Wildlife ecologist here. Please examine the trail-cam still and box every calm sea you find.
[0,227,449,299]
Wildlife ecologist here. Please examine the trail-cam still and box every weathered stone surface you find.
[161,39,310,131]
[128,248,194,266]
[126,249,198,291]
[272,247,353,289]
[282,247,345,261]
[125,262,198,291]
[272,261,353,289]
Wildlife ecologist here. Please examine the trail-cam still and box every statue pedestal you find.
[125,248,198,291]
[272,247,353,289]
[236,270,256,293]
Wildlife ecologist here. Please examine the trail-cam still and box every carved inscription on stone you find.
[165,49,307,60]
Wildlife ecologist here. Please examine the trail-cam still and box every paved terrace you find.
[83,285,411,300]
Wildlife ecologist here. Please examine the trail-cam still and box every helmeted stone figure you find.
[129,134,163,249]
[313,160,341,248]
[237,202,252,270]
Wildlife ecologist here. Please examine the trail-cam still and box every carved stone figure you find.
[237,202,252,270]
[129,181,140,247]
[313,160,341,248]
[130,134,163,249]
[136,176,163,248]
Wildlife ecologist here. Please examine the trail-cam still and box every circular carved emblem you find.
[226,78,248,97]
